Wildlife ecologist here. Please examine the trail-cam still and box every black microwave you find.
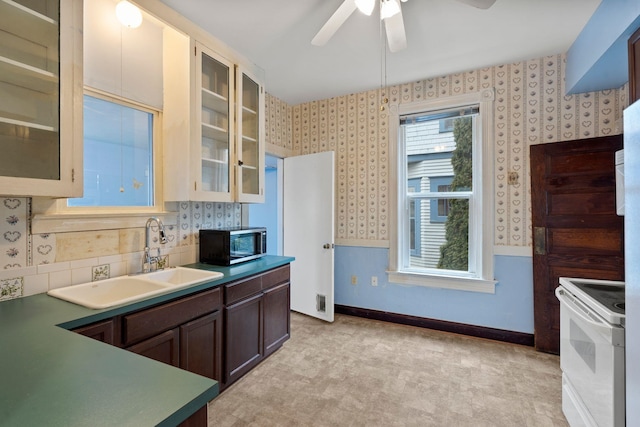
[199,227,267,265]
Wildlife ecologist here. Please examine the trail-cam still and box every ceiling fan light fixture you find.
[380,0,400,20]
[355,0,375,16]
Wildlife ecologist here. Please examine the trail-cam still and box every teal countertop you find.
[0,255,294,427]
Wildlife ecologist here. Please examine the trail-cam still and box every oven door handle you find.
[555,287,611,332]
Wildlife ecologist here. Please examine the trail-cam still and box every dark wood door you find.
[629,26,640,104]
[263,282,290,357]
[530,135,624,354]
[126,329,180,367]
[224,293,263,386]
[180,311,222,381]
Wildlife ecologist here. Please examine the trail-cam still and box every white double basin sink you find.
[47,267,223,309]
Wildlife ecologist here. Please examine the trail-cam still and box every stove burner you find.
[559,277,625,326]
[572,280,625,315]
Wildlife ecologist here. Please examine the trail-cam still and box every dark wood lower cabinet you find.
[222,264,291,389]
[263,282,290,357]
[71,264,291,426]
[224,292,263,385]
[126,328,180,367]
[180,311,222,381]
[73,318,115,345]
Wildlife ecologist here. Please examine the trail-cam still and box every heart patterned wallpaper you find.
[0,53,628,275]
[276,53,628,248]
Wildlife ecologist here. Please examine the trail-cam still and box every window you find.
[389,90,495,293]
[68,93,157,208]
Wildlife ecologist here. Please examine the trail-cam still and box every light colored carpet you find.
[208,312,567,426]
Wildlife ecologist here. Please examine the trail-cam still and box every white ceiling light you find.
[380,0,400,20]
[116,1,142,28]
[355,0,375,16]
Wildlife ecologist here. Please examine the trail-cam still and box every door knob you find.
[323,243,333,249]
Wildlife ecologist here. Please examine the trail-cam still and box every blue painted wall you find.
[335,245,534,333]
[566,0,640,94]
[248,166,280,255]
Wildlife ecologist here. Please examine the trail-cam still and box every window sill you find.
[387,270,496,294]
[32,211,178,234]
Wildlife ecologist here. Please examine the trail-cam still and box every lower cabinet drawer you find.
[224,276,262,305]
[262,264,290,290]
[123,287,221,346]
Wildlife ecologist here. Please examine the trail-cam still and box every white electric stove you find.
[556,277,625,427]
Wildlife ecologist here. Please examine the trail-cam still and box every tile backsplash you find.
[0,199,241,301]
[0,198,29,270]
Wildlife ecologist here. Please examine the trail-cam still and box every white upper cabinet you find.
[236,66,265,203]
[164,38,264,203]
[0,0,83,197]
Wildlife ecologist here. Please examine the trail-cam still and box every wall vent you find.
[316,294,326,313]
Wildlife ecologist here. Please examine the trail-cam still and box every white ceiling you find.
[158,0,602,105]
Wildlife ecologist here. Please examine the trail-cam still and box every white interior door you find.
[284,151,335,322]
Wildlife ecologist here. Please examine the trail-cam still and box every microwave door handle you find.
[555,288,611,334]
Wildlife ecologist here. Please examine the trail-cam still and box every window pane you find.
[409,198,469,271]
[404,111,475,274]
[69,95,154,207]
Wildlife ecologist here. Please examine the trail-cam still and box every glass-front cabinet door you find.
[0,0,82,197]
[194,42,234,202]
[236,67,264,203]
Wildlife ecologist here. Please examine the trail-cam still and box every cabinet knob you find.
[238,160,244,166]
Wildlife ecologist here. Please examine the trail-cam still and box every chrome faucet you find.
[142,217,167,273]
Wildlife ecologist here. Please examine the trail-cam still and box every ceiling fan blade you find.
[454,0,497,9]
[385,6,407,52]
[312,0,357,46]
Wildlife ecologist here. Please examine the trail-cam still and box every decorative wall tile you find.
[32,233,56,265]
[0,276,23,301]
[0,197,28,269]
[202,202,215,229]
[92,264,110,281]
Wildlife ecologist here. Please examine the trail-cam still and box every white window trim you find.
[32,88,175,234]
[388,89,496,294]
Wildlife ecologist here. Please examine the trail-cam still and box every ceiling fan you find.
[312,0,497,53]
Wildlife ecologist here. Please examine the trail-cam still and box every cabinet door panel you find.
[263,282,290,357]
[73,318,116,345]
[0,0,82,197]
[224,292,263,385]
[126,329,180,367]
[180,311,222,381]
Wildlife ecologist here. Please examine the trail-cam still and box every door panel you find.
[263,282,291,357]
[126,329,180,367]
[530,135,624,354]
[180,311,222,381]
[224,293,263,385]
[283,151,335,322]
